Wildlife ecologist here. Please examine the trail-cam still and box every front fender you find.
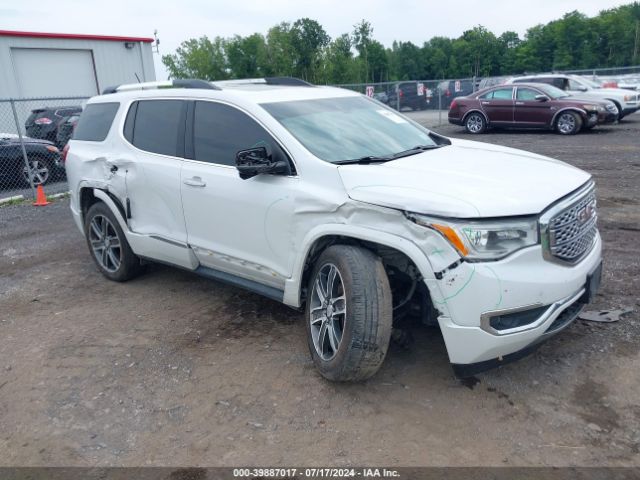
[283,223,441,308]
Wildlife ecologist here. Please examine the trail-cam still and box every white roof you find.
[89,81,359,105]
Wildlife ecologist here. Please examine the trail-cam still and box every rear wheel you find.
[21,157,53,187]
[306,245,392,382]
[465,112,487,134]
[84,202,142,282]
[556,111,582,135]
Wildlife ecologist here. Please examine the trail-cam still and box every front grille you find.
[545,187,598,263]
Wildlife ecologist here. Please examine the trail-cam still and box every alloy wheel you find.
[557,113,576,134]
[466,114,484,133]
[89,215,122,273]
[22,159,50,186]
[309,263,347,361]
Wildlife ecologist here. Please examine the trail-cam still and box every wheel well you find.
[554,109,584,125]
[463,110,488,124]
[605,98,621,111]
[300,236,439,325]
[79,187,127,223]
[79,187,99,220]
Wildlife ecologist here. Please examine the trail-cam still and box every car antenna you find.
[134,73,141,83]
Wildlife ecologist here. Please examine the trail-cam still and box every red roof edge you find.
[0,30,154,43]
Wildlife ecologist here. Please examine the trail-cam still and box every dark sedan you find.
[0,134,64,188]
[448,83,618,135]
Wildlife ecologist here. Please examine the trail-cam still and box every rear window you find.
[128,100,185,157]
[73,103,120,142]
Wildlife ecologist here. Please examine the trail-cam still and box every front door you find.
[513,87,555,126]
[180,100,297,290]
[480,87,514,124]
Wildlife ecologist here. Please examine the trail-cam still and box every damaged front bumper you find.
[429,232,602,376]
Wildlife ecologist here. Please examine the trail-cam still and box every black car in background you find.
[56,114,80,148]
[0,134,64,188]
[386,82,427,111]
[437,79,474,108]
[25,106,82,146]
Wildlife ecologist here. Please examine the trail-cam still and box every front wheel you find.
[84,202,142,282]
[306,245,392,382]
[21,157,53,187]
[465,112,487,134]
[556,111,582,135]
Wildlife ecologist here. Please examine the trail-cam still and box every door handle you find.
[183,176,206,187]
[515,101,525,105]
[481,101,490,105]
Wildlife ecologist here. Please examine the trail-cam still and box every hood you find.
[0,134,54,146]
[337,138,591,218]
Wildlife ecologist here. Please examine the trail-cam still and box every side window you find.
[516,88,539,101]
[73,102,120,142]
[479,91,494,99]
[568,78,584,90]
[193,101,290,170]
[491,88,514,100]
[131,100,185,157]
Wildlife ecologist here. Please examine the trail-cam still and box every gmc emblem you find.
[577,204,594,224]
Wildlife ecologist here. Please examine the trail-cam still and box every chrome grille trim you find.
[540,181,598,265]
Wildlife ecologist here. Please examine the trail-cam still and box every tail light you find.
[62,144,70,164]
[450,99,458,109]
[35,117,53,125]
[445,89,451,97]
[399,90,404,97]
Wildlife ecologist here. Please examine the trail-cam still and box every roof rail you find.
[264,77,312,86]
[102,79,220,95]
[212,77,313,88]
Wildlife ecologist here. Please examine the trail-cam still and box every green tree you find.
[162,36,228,80]
[225,34,268,78]
[289,18,330,82]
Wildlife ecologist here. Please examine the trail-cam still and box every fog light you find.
[489,305,549,331]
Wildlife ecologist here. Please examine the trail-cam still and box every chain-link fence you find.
[0,96,88,202]
[337,78,476,125]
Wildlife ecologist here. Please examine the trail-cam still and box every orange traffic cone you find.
[33,185,50,206]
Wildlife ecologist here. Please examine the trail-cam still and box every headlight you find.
[582,104,599,112]
[408,214,539,260]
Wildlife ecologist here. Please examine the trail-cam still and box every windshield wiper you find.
[334,144,446,165]
[333,155,392,165]
[389,144,445,160]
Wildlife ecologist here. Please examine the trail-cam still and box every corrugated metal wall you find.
[0,35,156,99]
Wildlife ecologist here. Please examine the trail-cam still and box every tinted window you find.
[74,103,119,142]
[132,100,185,156]
[516,88,539,101]
[482,88,513,100]
[193,101,288,167]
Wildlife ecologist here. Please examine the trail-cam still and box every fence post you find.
[438,88,442,127]
[396,84,400,112]
[10,99,36,197]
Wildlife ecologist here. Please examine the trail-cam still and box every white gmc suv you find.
[66,78,603,381]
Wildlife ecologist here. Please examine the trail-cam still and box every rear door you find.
[180,100,297,291]
[513,86,554,126]
[120,99,188,244]
[480,87,514,124]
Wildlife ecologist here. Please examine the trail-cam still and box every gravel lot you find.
[1,114,639,467]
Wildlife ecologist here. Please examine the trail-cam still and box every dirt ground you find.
[1,114,639,467]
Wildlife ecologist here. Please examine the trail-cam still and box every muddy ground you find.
[0,114,638,467]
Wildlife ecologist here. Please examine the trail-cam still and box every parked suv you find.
[386,82,427,111]
[66,78,603,381]
[0,133,63,187]
[507,74,639,120]
[25,106,83,145]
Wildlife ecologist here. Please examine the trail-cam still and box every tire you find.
[305,245,393,382]
[21,156,53,187]
[84,202,142,282]
[464,112,487,134]
[555,111,582,135]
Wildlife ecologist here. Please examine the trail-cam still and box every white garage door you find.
[11,48,99,98]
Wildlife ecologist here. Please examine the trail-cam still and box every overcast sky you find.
[0,0,632,79]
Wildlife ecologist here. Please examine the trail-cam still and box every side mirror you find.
[577,86,588,92]
[235,146,288,180]
[534,95,549,102]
